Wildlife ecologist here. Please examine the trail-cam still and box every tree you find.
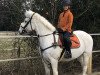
[0,0,23,31]
[0,0,99,33]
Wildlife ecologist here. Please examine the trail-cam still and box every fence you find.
[0,32,100,75]
[0,32,45,75]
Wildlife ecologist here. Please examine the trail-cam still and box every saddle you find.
[58,34,80,49]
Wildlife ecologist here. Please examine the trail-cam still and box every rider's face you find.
[63,6,69,11]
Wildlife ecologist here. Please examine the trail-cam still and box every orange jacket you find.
[58,10,73,33]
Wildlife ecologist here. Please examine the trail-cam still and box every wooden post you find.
[87,54,92,75]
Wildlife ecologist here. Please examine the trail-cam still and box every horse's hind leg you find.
[78,52,90,75]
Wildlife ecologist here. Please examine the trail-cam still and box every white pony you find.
[19,10,93,75]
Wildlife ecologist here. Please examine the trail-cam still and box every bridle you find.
[21,13,35,33]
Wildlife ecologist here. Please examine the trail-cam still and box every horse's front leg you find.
[43,61,51,75]
[50,58,58,75]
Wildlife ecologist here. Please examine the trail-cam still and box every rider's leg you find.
[63,32,72,58]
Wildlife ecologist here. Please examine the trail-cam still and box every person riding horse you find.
[57,0,73,58]
[19,9,93,75]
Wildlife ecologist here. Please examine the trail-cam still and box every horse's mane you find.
[34,13,56,31]
[25,10,56,31]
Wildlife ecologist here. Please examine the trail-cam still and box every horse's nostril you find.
[21,30,27,34]
[18,30,25,35]
[22,30,24,33]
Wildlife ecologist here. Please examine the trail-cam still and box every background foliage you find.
[0,0,99,33]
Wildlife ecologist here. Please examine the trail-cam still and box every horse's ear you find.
[24,10,28,17]
[26,7,30,11]
[22,0,33,14]
[24,10,34,18]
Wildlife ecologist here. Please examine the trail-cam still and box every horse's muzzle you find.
[19,29,27,35]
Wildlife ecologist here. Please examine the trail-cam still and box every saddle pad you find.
[58,34,80,49]
[70,34,80,48]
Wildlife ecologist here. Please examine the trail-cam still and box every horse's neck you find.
[34,20,54,36]
[33,13,56,35]
[33,20,56,49]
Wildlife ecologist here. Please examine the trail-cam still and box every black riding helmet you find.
[62,0,72,6]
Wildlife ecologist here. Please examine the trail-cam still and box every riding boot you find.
[63,32,72,58]
[64,39,72,58]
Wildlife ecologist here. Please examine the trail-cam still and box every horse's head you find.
[19,9,56,35]
[19,10,36,34]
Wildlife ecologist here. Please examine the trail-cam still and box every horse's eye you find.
[25,21,27,23]
[21,26,24,28]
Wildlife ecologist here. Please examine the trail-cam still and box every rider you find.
[57,0,73,58]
